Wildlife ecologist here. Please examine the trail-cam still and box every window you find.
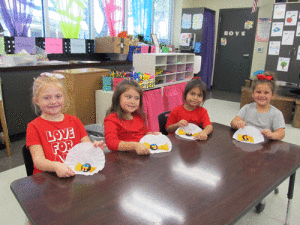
[47,0,89,39]
[0,0,173,43]
[0,0,43,37]
[127,0,173,44]
[153,0,173,44]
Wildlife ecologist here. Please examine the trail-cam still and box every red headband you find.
[257,74,273,81]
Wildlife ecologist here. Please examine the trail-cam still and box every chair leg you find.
[255,201,266,214]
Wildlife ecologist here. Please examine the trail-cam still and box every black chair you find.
[22,145,34,176]
[158,111,171,135]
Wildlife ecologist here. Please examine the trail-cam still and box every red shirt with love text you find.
[26,114,87,174]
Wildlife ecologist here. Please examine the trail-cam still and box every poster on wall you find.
[273,4,286,19]
[182,14,192,29]
[282,30,295,45]
[255,18,271,42]
[192,14,203,30]
[271,22,284,36]
[285,11,298,26]
[277,57,290,72]
[268,41,281,55]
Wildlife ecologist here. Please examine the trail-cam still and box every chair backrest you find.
[22,145,34,176]
[158,111,171,135]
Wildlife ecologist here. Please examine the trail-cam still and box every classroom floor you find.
[1,89,300,225]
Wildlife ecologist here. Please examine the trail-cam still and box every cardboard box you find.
[53,68,110,125]
[95,37,131,54]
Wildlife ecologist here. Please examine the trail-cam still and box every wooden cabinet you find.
[54,68,110,125]
[133,53,194,88]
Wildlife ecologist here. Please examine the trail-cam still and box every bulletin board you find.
[181,7,205,54]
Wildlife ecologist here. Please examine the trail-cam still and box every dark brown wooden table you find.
[11,123,300,225]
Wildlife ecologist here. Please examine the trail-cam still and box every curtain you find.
[0,0,32,37]
[199,9,215,89]
[54,0,86,39]
[132,0,152,41]
[102,0,125,37]
[143,88,164,132]
[163,82,187,112]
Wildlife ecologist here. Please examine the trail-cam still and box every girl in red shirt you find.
[26,73,106,178]
[104,78,159,155]
[166,78,213,140]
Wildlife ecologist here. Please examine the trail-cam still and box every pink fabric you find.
[143,89,164,132]
[163,82,187,111]
[103,0,125,37]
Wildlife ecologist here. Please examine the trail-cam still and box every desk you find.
[11,123,300,225]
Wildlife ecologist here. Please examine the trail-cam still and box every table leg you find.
[285,172,296,225]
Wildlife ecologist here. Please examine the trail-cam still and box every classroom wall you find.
[173,0,275,83]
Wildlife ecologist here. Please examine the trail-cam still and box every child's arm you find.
[29,145,75,178]
[261,128,285,140]
[231,116,246,130]
[118,141,150,155]
[81,136,106,150]
[195,125,213,141]
[166,119,189,133]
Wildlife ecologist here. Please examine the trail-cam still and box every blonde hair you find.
[252,71,277,94]
[32,75,68,115]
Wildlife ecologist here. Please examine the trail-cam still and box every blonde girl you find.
[26,73,106,178]
[231,71,285,140]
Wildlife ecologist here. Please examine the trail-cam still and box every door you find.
[213,8,258,93]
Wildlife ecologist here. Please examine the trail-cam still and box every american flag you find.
[252,0,258,13]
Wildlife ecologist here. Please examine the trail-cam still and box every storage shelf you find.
[133,53,195,88]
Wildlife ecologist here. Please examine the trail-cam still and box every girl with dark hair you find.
[104,78,160,155]
[166,78,213,140]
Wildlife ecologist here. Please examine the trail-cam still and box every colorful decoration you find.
[143,142,169,151]
[237,134,254,143]
[177,129,199,137]
[118,31,128,38]
[75,162,97,173]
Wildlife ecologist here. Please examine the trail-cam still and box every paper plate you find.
[64,142,105,176]
[232,140,264,152]
[175,123,202,140]
[232,126,265,144]
[139,134,172,154]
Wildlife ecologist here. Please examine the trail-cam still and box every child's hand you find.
[93,140,106,150]
[195,130,208,141]
[237,120,246,129]
[54,162,75,178]
[261,129,274,139]
[134,143,150,155]
[178,119,188,127]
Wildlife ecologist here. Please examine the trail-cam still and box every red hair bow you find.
[257,74,273,81]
